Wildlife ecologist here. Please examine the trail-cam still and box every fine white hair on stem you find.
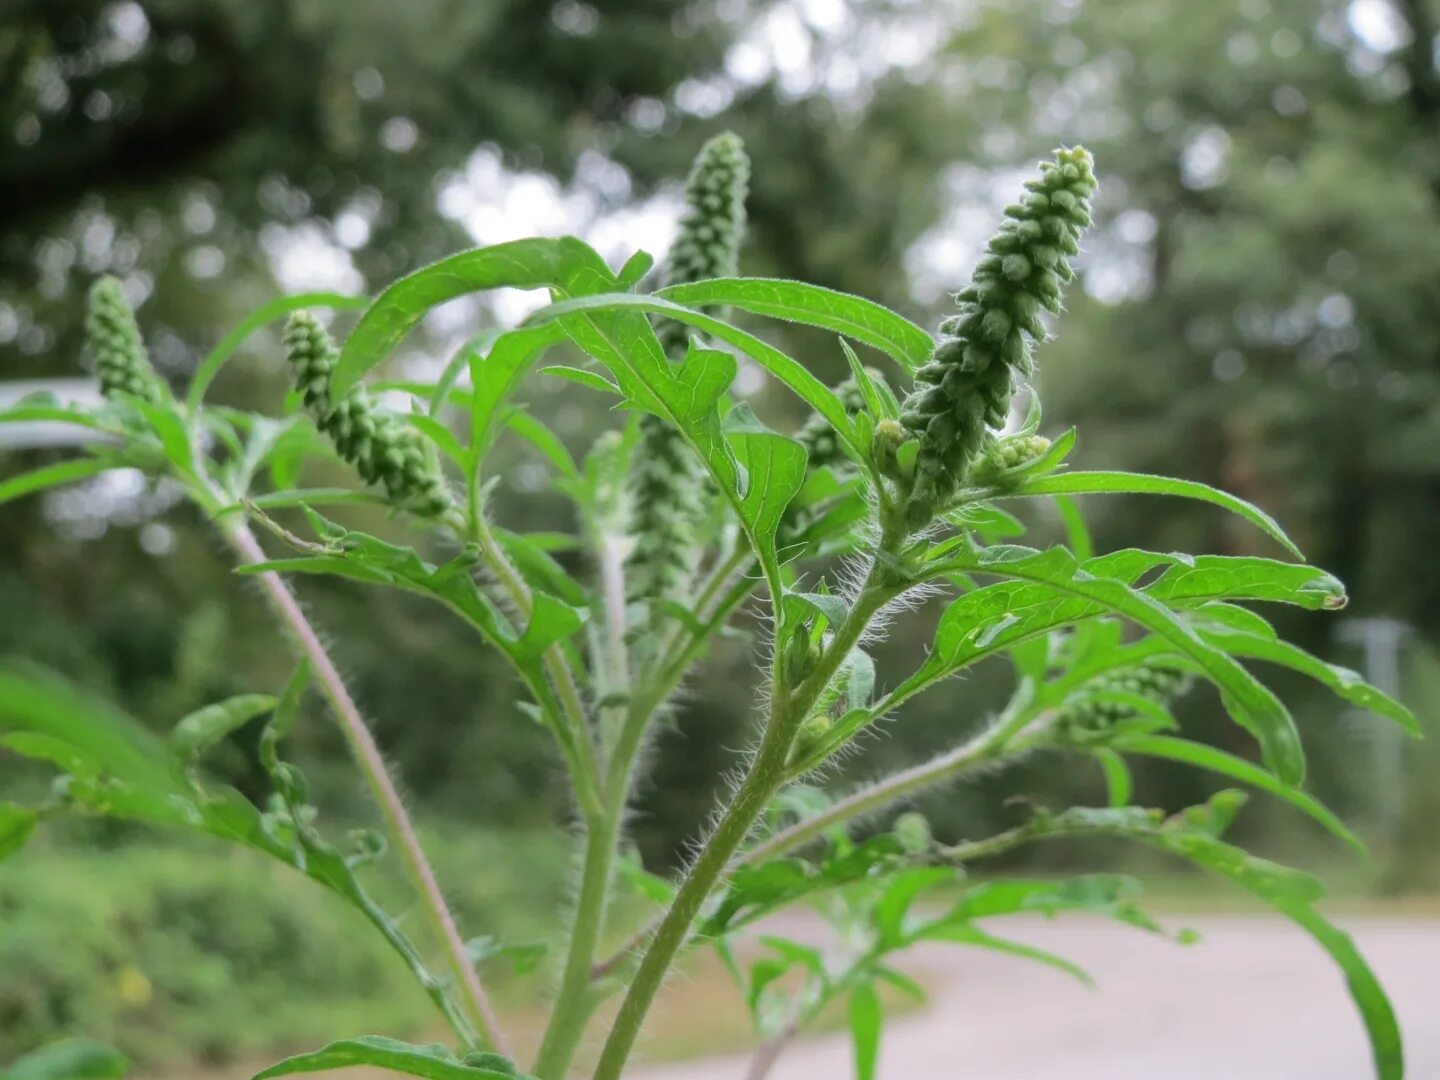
[860,577,944,648]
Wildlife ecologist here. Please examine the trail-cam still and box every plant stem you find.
[532,806,620,1078]
[464,508,603,818]
[534,526,636,1079]
[749,706,1053,865]
[592,728,793,1080]
[744,1023,799,1080]
[591,581,890,1080]
[221,520,509,1055]
[596,530,632,757]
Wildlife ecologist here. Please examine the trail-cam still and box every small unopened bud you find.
[782,625,821,686]
[873,418,913,481]
[971,434,1053,486]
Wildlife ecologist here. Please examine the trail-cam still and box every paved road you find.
[631,914,1440,1080]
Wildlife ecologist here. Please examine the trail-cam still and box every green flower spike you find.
[627,132,750,604]
[86,276,165,404]
[1057,661,1191,744]
[899,147,1096,525]
[283,311,452,518]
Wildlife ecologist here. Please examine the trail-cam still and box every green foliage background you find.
[1,0,1438,1066]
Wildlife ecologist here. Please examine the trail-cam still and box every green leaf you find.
[493,528,589,607]
[1278,904,1403,1080]
[1013,471,1303,559]
[874,866,958,944]
[840,339,891,422]
[224,415,300,496]
[702,834,918,935]
[238,535,517,656]
[238,520,587,687]
[1007,795,1401,1079]
[169,694,277,764]
[848,983,883,1080]
[916,922,1094,985]
[131,398,197,477]
[512,592,587,664]
[251,1036,527,1079]
[0,458,115,507]
[505,410,580,483]
[1114,735,1362,853]
[334,237,604,398]
[786,591,849,628]
[1190,606,1417,735]
[465,935,550,976]
[844,648,876,712]
[527,292,862,459]
[617,249,655,286]
[0,666,181,793]
[728,429,809,598]
[241,488,391,513]
[946,547,1307,783]
[187,292,368,410]
[431,330,498,417]
[260,662,309,774]
[4,1039,129,1080]
[657,277,934,372]
[0,402,112,432]
[554,297,805,601]
[406,413,467,469]
[471,324,568,459]
[1138,556,1347,611]
[1142,800,1400,1080]
[0,802,37,862]
[940,875,1163,935]
[1093,748,1132,807]
[1,731,103,779]
[872,965,927,1003]
[1053,494,1094,560]
[538,364,622,396]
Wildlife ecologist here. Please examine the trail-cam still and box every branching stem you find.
[591,574,892,1079]
[220,520,509,1055]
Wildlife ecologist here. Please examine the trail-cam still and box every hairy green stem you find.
[592,580,891,1079]
[592,728,792,1080]
[220,520,508,1054]
[532,807,620,1078]
[752,706,1054,865]
[532,530,634,1079]
[592,697,1050,983]
[581,568,761,990]
[462,507,603,819]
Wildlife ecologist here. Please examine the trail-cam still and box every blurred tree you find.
[925,0,1440,632]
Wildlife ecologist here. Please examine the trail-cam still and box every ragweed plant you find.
[0,141,1417,1080]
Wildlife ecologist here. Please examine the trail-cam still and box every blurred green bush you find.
[0,830,570,1071]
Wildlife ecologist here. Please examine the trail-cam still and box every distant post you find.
[1337,616,1412,859]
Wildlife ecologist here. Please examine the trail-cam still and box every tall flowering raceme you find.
[283,311,453,517]
[897,146,1097,526]
[86,276,166,404]
[625,133,750,606]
